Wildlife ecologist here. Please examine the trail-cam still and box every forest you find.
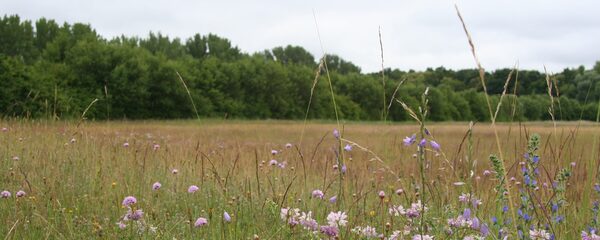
[1,14,600,121]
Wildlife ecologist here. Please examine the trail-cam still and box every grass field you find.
[1,120,599,239]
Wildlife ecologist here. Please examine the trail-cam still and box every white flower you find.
[529,229,551,240]
[326,211,348,227]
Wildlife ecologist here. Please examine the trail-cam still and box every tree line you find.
[1,15,599,121]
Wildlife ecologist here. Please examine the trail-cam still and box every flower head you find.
[271,150,278,155]
[123,142,129,147]
[430,140,440,150]
[188,185,199,193]
[378,190,386,199]
[344,144,352,152]
[16,190,26,198]
[329,195,337,203]
[152,182,161,191]
[326,211,348,227]
[285,143,293,149]
[312,189,324,199]
[124,209,144,221]
[223,211,232,222]
[333,129,340,139]
[0,190,11,198]
[122,196,137,206]
[403,134,416,146]
[194,217,208,227]
[171,169,179,175]
[418,139,427,147]
[320,225,339,237]
[269,159,278,166]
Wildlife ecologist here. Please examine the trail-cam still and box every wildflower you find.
[122,196,137,207]
[329,195,337,203]
[418,139,427,147]
[333,129,340,139]
[430,140,440,150]
[403,134,416,146]
[172,169,179,175]
[326,211,348,227]
[116,221,127,229]
[277,161,287,169]
[16,190,26,198]
[299,213,318,231]
[333,164,338,170]
[396,189,404,195]
[344,144,352,152]
[571,162,576,167]
[285,143,293,149]
[529,229,551,240]
[483,170,491,176]
[12,156,19,161]
[582,230,600,240]
[453,182,465,186]
[223,211,232,222]
[341,164,347,173]
[269,159,278,166]
[388,205,406,216]
[70,138,76,143]
[412,234,434,240]
[312,189,324,199]
[271,150,278,155]
[320,225,339,237]
[1,127,7,132]
[378,190,386,199]
[123,142,129,147]
[153,143,160,151]
[0,190,12,199]
[352,226,382,238]
[458,193,471,203]
[124,209,144,221]
[194,217,208,227]
[188,185,199,193]
[152,182,161,190]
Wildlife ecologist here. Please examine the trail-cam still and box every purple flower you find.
[223,211,232,222]
[123,142,129,147]
[395,189,404,195]
[277,161,287,169]
[418,138,427,147]
[483,170,491,176]
[333,129,340,139]
[344,144,352,152]
[320,225,339,237]
[122,196,137,206]
[329,196,337,203]
[285,143,293,149]
[269,159,278,166]
[16,190,26,198]
[152,182,161,190]
[341,164,347,173]
[125,209,144,221]
[1,190,11,198]
[188,185,199,193]
[312,189,324,199]
[271,149,278,155]
[430,140,440,150]
[194,217,208,227]
[116,221,127,229]
[403,134,416,146]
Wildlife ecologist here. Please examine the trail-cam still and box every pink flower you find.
[123,142,130,147]
[271,150,278,155]
[152,182,161,190]
[122,196,137,207]
[188,185,199,193]
[153,143,160,151]
[312,189,324,199]
[378,191,386,199]
[16,190,26,198]
[483,170,491,176]
[395,189,404,195]
[1,127,7,132]
[285,143,293,149]
[194,217,208,227]
[1,191,11,198]
[172,169,179,175]
[116,221,127,229]
[223,211,232,222]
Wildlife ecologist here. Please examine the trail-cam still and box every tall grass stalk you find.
[455,5,518,231]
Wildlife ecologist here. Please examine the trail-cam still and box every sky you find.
[2,0,599,73]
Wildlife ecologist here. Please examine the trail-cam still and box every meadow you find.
[1,119,599,239]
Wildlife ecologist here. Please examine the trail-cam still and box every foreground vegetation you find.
[1,120,599,239]
[2,14,600,121]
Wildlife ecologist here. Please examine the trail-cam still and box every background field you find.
[1,120,598,239]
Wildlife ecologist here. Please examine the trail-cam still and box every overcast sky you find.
[2,0,599,73]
